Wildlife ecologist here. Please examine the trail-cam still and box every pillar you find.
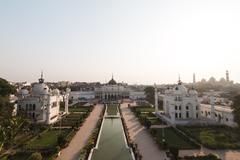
[65,88,71,114]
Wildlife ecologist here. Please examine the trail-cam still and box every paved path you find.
[120,103,168,160]
[56,104,104,160]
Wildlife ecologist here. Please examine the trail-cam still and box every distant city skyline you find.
[1,0,240,84]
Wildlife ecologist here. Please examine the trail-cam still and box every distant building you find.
[69,76,146,103]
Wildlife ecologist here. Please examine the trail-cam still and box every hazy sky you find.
[1,0,240,84]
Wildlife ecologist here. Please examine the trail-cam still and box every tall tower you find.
[226,70,229,82]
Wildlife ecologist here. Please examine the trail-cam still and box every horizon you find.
[1,0,240,84]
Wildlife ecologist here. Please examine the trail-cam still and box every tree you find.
[232,94,240,128]
[28,152,42,160]
[57,134,67,147]
[169,146,179,160]
[0,78,15,97]
[144,86,155,105]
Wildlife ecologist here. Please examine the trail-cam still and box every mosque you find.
[17,73,70,124]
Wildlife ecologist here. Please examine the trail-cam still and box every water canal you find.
[89,104,134,160]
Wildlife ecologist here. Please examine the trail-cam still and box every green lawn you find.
[69,107,92,112]
[151,127,200,149]
[178,126,240,149]
[107,105,118,115]
[26,129,70,149]
[135,107,154,113]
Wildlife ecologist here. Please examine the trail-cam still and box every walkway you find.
[56,104,104,160]
[120,103,168,160]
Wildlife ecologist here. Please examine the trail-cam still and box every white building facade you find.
[161,80,200,125]
[157,79,237,127]
[17,73,69,124]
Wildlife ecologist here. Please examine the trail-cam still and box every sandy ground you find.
[120,103,169,160]
[56,104,104,160]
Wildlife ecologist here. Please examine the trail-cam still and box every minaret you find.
[193,73,196,84]
[154,83,158,113]
[65,88,71,114]
[226,70,229,82]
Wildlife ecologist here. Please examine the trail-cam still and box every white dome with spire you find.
[32,72,49,95]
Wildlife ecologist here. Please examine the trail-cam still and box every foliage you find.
[0,78,16,97]
[232,94,240,128]
[57,134,67,148]
[27,152,42,160]
[144,86,155,105]
[169,146,179,160]
[178,126,240,149]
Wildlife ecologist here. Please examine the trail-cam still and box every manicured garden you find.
[130,106,165,128]
[26,129,71,149]
[178,126,240,149]
[150,127,200,150]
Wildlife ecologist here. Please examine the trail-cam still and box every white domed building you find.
[160,79,201,125]
[17,73,69,124]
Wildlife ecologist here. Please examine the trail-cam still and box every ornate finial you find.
[39,70,44,83]
[178,74,182,85]
[112,73,114,79]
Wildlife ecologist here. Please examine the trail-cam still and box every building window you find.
[179,113,182,118]
[208,112,210,115]
[179,106,181,110]
[226,118,229,121]
[33,104,36,111]
[196,113,198,118]
[196,106,198,110]
[175,113,178,118]
[201,111,203,114]
[175,106,178,110]
[29,104,32,111]
[186,111,189,118]
[186,106,189,110]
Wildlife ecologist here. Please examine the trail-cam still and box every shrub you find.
[169,147,179,160]
[28,152,42,160]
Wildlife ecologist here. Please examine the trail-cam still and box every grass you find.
[53,112,87,127]
[107,105,118,115]
[178,126,240,149]
[151,127,200,150]
[26,129,71,149]
[134,106,155,113]
[69,107,92,112]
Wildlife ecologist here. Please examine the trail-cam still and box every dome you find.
[173,84,188,95]
[19,89,29,95]
[189,89,198,96]
[108,78,117,85]
[66,88,71,93]
[52,89,60,95]
[32,83,49,95]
